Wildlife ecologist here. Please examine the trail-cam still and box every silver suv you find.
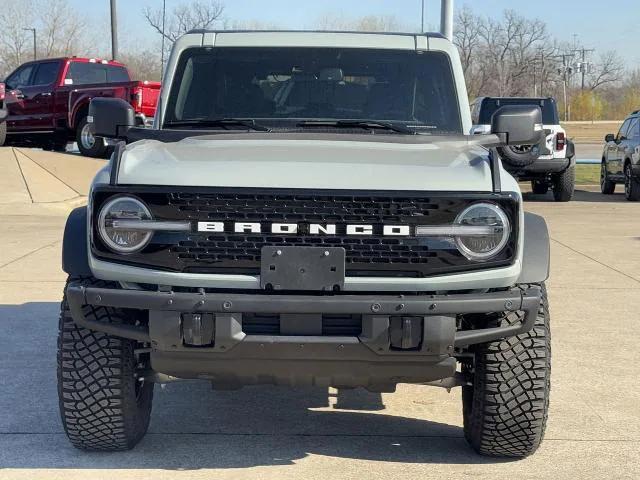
[601,110,640,200]
[58,21,552,458]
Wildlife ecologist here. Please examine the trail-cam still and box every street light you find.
[160,0,166,81]
[110,0,118,60]
[23,28,36,60]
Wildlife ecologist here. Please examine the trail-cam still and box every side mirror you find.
[605,133,615,143]
[89,97,135,139]
[491,105,543,145]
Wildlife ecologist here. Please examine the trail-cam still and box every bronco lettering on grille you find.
[197,222,411,236]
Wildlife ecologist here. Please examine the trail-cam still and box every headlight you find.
[453,203,510,260]
[98,196,153,253]
[415,202,511,261]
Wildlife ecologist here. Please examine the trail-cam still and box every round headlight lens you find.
[98,196,153,253]
[454,203,510,260]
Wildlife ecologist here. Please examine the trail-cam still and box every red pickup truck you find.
[0,57,160,157]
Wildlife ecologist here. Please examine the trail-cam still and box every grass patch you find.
[575,165,600,185]
[562,122,621,143]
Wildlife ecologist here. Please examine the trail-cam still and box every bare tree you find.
[0,0,88,78]
[454,7,481,77]
[0,1,37,77]
[143,0,225,43]
[453,7,488,97]
[40,0,87,57]
[118,51,163,81]
[587,51,624,90]
[453,8,564,99]
[315,14,404,32]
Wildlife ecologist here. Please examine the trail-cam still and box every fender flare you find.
[62,206,92,276]
[69,100,90,130]
[517,212,550,284]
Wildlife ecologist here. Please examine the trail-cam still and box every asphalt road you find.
[1,147,639,479]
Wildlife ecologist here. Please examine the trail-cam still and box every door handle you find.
[39,92,52,97]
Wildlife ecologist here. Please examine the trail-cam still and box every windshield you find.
[477,98,559,125]
[164,47,462,134]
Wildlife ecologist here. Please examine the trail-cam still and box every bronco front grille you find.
[91,187,519,279]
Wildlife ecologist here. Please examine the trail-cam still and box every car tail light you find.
[556,132,566,151]
[0,82,5,101]
[132,86,143,109]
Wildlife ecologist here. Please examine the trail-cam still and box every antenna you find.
[440,0,454,41]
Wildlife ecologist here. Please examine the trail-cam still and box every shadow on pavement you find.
[523,188,628,203]
[0,302,512,469]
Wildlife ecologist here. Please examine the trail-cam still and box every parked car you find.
[59,27,552,458]
[601,110,640,201]
[471,96,575,202]
[0,57,160,157]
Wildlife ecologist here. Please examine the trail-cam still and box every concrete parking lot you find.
[0,146,639,479]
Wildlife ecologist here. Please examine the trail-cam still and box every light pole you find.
[160,0,166,81]
[421,0,425,33]
[23,28,36,60]
[110,0,118,60]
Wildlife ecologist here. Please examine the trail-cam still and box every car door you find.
[3,63,36,131]
[632,120,640,168]
[610,119,631,176]
[621,118,639,168]
[23,61,61,130]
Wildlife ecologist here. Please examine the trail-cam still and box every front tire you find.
[463,284,551,458]
[552,164,575,202]
[76,117,107,158]
[0,121,6,146]
[624,163,640,201]
[600,161,615,194]
[57,278,153,451]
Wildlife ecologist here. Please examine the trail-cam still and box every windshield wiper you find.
[297,120,416,135]
[164,118,271,132]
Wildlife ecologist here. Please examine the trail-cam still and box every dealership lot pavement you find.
[1,146,639,479]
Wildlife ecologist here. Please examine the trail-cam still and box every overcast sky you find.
[69,0,639,65]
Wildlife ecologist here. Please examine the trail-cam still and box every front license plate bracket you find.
[260,246,346,291]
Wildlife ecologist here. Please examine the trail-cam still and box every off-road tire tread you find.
[600,162,615,195]
[463,283,550,458]
[57,277,153,451]
[625,164,640,201]
[552,165,575,202]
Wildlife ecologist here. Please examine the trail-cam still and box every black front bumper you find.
[66,284,541,389]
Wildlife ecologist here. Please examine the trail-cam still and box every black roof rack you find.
[185,29,445,38]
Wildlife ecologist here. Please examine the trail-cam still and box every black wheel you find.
[531,180,549,195]
[76,117,107,157]
[600,161,615,194]
[552,164,575,202]
[0,121,6,146]
[58,277,153,451]
[624,163,640,201]
[462,283,551,458]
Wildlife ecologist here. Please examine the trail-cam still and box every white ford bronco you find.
[58,10,551,458]
[471,96,575,202]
